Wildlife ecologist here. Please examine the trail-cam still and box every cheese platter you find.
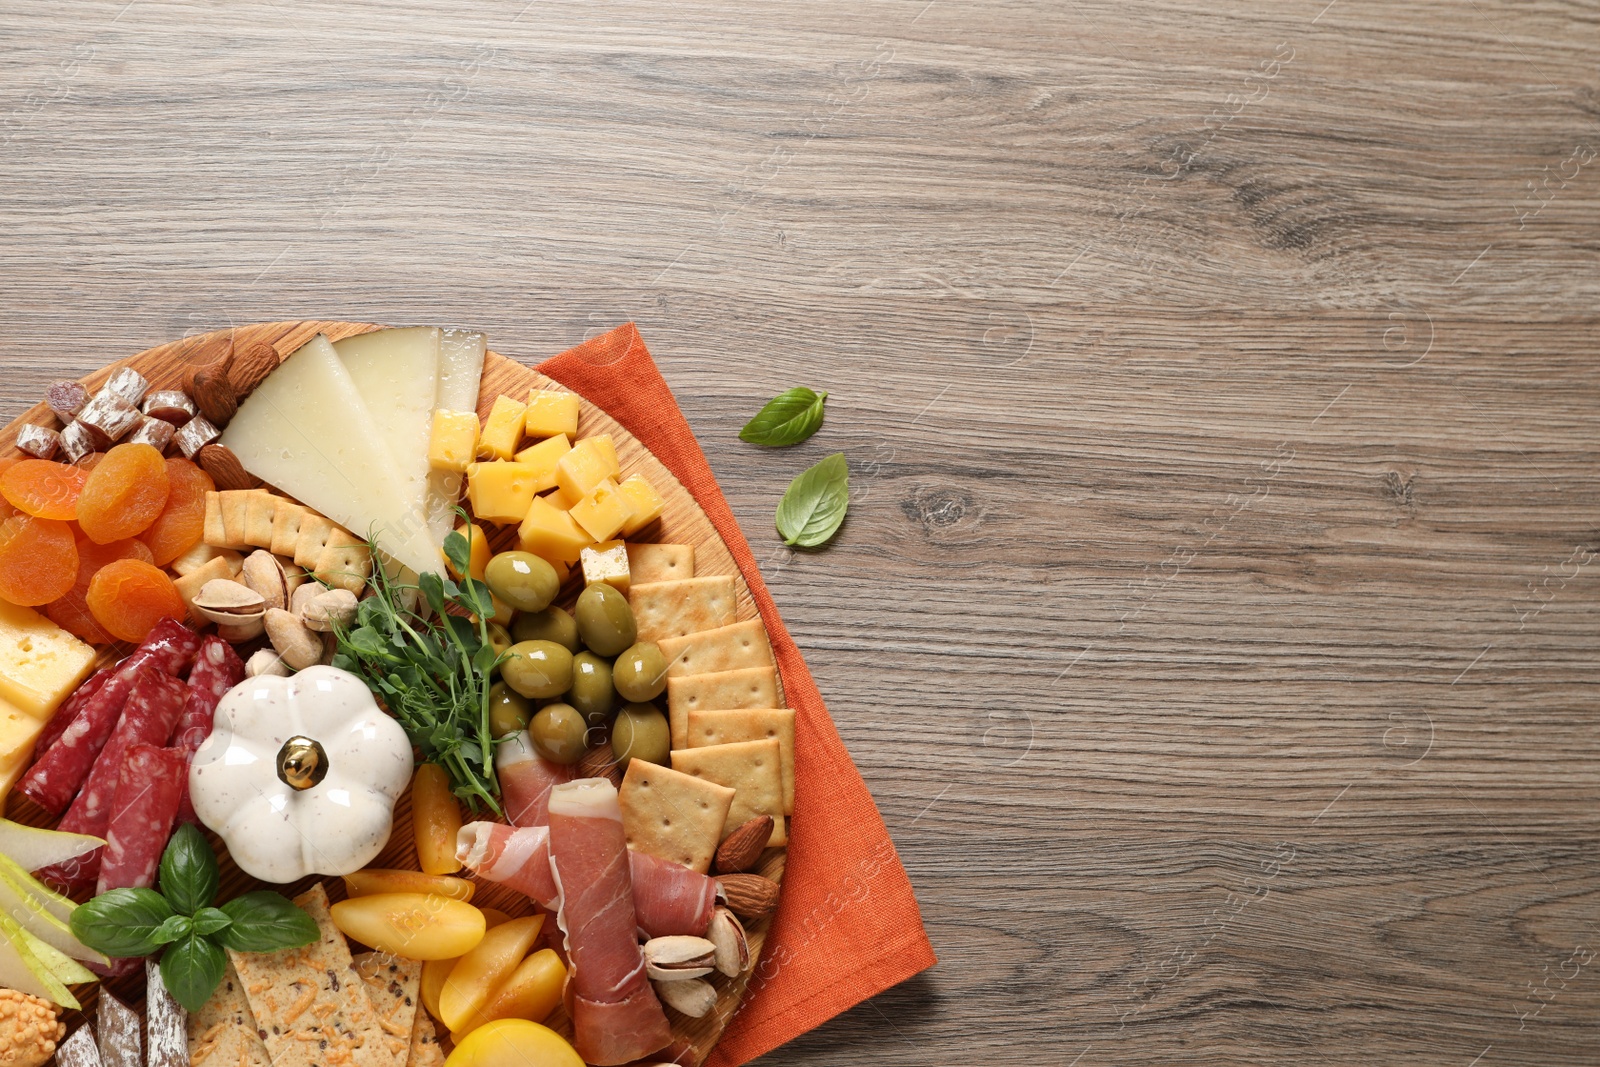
[0,321,790,1067]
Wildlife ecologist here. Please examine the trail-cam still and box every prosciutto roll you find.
[496,731,574,827]
[629,850,717,940]
[548,779,671,1066]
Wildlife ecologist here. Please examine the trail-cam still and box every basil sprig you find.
[776,452,850,547]
[70,824,318,1012]
[740,387,828,447]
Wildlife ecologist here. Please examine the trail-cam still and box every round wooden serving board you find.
[4,321,785,1067]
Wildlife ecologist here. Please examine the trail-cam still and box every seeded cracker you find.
[227,883,399,1067]
[351,952,422,1067]
[186,958,271,1067]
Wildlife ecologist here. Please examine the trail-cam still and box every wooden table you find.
[1,2,1596,1063]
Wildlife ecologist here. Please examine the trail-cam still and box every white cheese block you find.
[332,326,442,554]
[427,329,488,543]
[219,334,442,578]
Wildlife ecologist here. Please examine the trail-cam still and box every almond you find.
[188,366,237,426]
[714,815,773,874]
[229,341,280,398]
[197,444,260,491]
[715,873,780,921]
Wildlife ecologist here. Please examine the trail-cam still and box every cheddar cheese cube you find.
[569,478,631,542]
[429,409,480,473]
[518,496,592,564]
[618,474,665,536]
[488,593,515,627]
[0,698,44,779]
[524,390,580,439]
[556,439,616,505]
[513,434,572,493]
[449,523,491,581]
[477,395,527,461]
[580,540,631,592]
[589,434,621,479]
[0,600,97,720]
[467,462,541,525]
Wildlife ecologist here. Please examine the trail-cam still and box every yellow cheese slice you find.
[426,329,488,544]
[0,696,45,777]
[0,600,96,720]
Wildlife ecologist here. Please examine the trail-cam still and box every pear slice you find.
[0,817,104,871]
[0,854,107,964]
[0,851,74,923]
[17,924,94,986]
[0,908,80,1008]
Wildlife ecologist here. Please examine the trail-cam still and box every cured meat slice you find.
[33,667,110,756]
[18,617,198,814]
[98,990,142,1067]
[146,957,188,1067]
[496,730,574,827]
[170,635,244,823]
[548,778,671,1065]
[36,667,187,889]
[96,744,186,894]
[456,822,558,909]
[629,850,716,939]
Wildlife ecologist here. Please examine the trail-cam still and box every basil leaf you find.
[741,387,828,447]
[151,913,194,946]
[775,452,849,547]
[191,907,233,937]
[159,823,219,915]
[160,932,227,1013]
[218,891,320,953]
[443,528,471,576]
[69,887,174,958]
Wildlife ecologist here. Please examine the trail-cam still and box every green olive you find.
[567,651,616,727]
[487,681,532,738]
[501,640,574,700]
[575,583,636,657]
[485,551,561,613]
[611,702,670,767]
[529,702,588,765]
[613,642,669,703]
[486,622,513,659]
[511,606,580,652]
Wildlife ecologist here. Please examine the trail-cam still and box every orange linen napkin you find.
[538,324,936,1066]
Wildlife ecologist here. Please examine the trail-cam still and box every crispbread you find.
[665,666,779,748]
[670,738,787,846]
[293,511,337,570]
[625,542,694,583]
[660,619,774,679]
[409,1008,446,1067]
[187,958,271,1067]
[353,952,422,1067]
[271,499,310,558]
[628,576,737,643]
[243,490,279,549]
[316,528,374,593]
[686,707,796,815]
[619,758,735,874]
[227,883,399,1067]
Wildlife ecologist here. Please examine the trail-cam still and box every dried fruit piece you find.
[46,380,90,422]
[76,443,171,544]
[0,516,78,606]
[139,457,215,566]
[46,537,154,644]
[86,558,186,643]
[0,460,88,520]
[15,425,61,460]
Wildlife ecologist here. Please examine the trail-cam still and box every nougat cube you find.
[512,434,571,494]
[524,390,580,439]
[579,540,631,592]
[429,409,480,473]
[569,478,631,542]
[477,395,527,461]
[618,474,665,536]
[556,438,615,505]
[517,495,592,564]
[467,462,541,525]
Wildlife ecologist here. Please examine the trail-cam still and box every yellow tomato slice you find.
[444,1020,584,1067]
[439,915,546,1033]
[329,893,485,960]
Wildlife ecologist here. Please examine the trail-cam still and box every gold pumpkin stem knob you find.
[277,735,329,791]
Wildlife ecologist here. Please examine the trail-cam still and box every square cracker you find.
[628,576,737,643]
[353,952,422,1067]
[227,883,399,1067]
[626,543,694,583]
[187,958,271,1067]
[620,758,735,874]
[316,528,374,593]
[666,666,779,749]
[202,491,228,548]
[660,619,774,679]
[271,499,310,558]
[671,738,787,846]
[294,512,337,570]
[243,490,278,549]
[686,708,796,815]
[218,490,254,549]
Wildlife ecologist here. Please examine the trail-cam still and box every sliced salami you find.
[172,635,244,824]
[96,743,186,895]
[37,667,187,890]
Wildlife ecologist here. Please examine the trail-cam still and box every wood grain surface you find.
[1,2,1597,1064]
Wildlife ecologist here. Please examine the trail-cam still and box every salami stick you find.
[96,743,187,895]
[97,991,142,1067]
[146,957,188,1067]
[172,635,244,824]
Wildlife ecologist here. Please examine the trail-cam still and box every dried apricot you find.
[139,458,215,566]
[75,443,170,544]
[0,460,89,521]
[46,537,154,644]
[85,558,185,643]
[0,516,78,606]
